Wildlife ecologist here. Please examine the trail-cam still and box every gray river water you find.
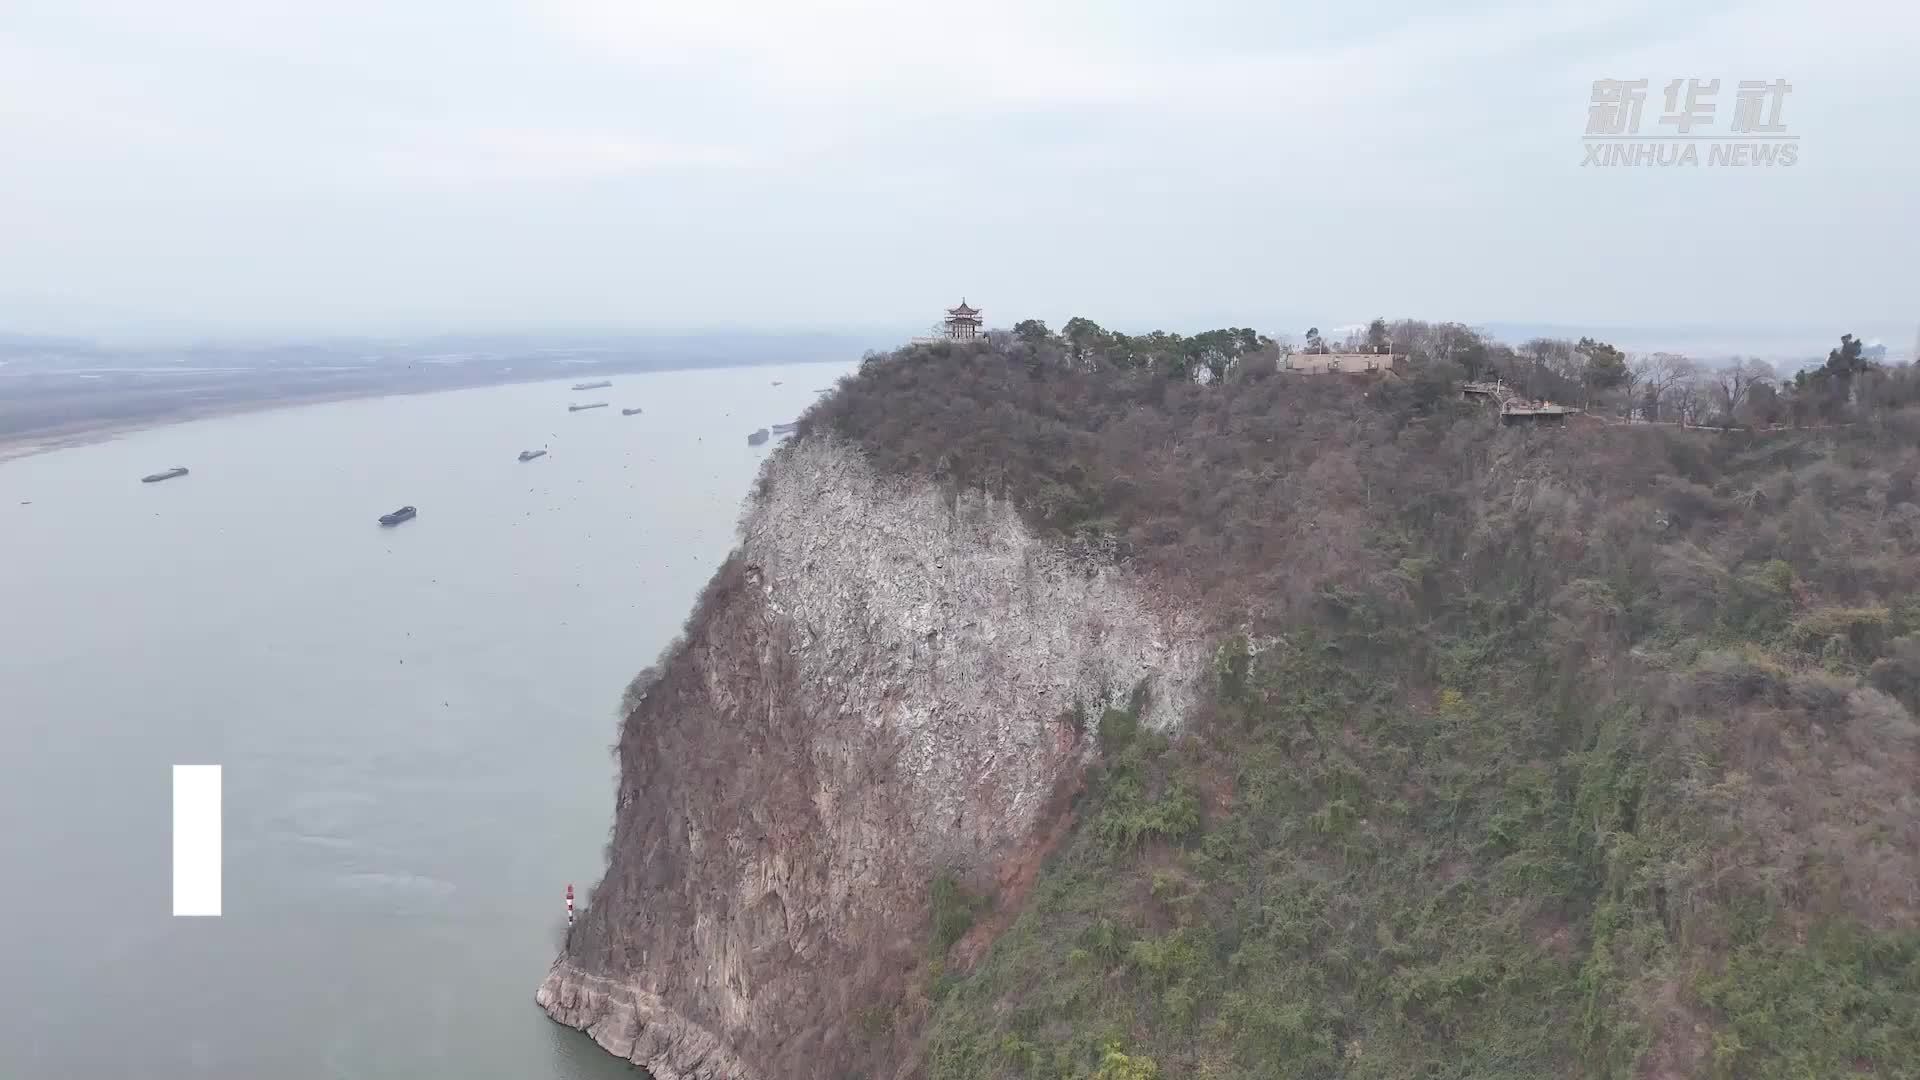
[0,363,847,1079]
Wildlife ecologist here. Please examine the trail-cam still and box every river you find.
[0,363,847,1079]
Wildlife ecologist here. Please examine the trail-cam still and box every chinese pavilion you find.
[943,299,983,341]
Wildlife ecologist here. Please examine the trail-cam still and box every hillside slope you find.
[549,335,1920,1080]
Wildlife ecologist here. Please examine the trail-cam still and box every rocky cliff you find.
[538,437,1206,1080]
[544,334,1920,1078]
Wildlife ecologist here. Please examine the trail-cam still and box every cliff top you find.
[795,323,1920,1079]
[558,318,1920,1080]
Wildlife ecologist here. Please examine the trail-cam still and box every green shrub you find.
[1097,706,1138,755]
[930,873,984,955]
[1091,1044,1159,1080]
[1215,633,1251,700]
[1699,922,1920,1079]
[1787,606,1892,666]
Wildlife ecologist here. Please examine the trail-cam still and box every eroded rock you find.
[540,438,1203,1079]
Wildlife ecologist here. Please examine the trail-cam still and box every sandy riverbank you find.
[0,357,851,465]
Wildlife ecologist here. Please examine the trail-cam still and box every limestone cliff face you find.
[537,438,1205,1079]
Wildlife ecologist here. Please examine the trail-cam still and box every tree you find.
[1670,369,1711,426]
[1635,352,1697,422]
[1819,332,1875,406]
[1413,323,1492,380]
[1577,337,1628,389]
[1387,318,1428,359]
[1743,379,1782,427]
[1711,357,1775,424]
[1366,317,1390,354]
[1304,327,1327,355]
[1787,333,1882,421]
[1531,337,1581,375]
[1575,337,1629,410]
[1182,327,1273,383]
[1062,317,1112,369]
[1012,319,1051,346]
[1515,338,1581,402]
[1404,356,1468,414]
[1826,333,1871,380]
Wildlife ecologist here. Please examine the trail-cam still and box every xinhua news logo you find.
[1583,78,1798,167]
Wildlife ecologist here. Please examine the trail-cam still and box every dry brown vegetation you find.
[801,333,1920,1079]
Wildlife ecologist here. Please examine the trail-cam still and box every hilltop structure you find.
[910,299,987,344]
[1462,379,1582,424]
[943,299,983,341]
[1283,351,1403,375]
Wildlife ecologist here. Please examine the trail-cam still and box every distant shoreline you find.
[0,357,851,465]
[0,385,419,464]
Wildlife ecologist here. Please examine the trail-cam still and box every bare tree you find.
[1673,369,1713,426]
[1711,357,1777,423]
[1378,320,1497,380]
[1516,337,1580,400]
[1635,352,1698,422]
[1528,338,1580,379]
[1388,318,1430,358]
[1617,354,1646,418]
[1443,324,1493,380]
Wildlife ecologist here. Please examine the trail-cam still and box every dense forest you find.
[806,322,1920,1079]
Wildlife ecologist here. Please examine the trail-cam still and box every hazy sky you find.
[1,0,1914,339]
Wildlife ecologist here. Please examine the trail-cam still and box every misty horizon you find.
[3,1,1914,345]
[1,317,1910,367]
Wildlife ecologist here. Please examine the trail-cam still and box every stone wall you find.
[1285,352,1404,375]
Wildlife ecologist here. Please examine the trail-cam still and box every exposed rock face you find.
[539,438,1205,1079]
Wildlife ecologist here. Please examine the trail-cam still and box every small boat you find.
[569,402,608,412]
[518,450,547,462]
[141,467,189,483]
[622,407,643,416]
[771,422,798,435]
[747,427,770,446]
[379,505,417,527]
[771,380,783,386]
[571,380,612,391]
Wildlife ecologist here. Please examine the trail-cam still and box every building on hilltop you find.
[1460,379,1510,403]
[911,299,987,344]
[1283,352,1404,375]
[1463,380,1583,425]
[1499,401,1580,425]
[943,299,983,341]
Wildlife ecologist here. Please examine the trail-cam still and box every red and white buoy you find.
[566,883,574,927]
